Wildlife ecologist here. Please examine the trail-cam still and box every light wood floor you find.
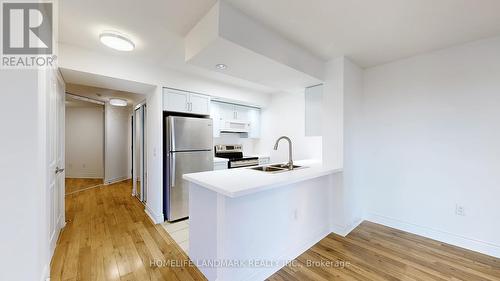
[65,178,104,194]
[51,180,206,281]
[52,180,500,281]
[268,221,500,281]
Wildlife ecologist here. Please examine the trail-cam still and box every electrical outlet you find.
[455,204,466,216]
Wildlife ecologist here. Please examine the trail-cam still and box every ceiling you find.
[65,83,145,105]
[60,68,156,95]
[58,0,274,94]
[226,0,500,67]
[65,96,103,108]
[59,0,500,86]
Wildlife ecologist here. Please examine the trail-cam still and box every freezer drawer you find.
[166,150,213,221]
[166,116,213,152]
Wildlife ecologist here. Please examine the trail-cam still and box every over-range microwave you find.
[219,119,251,133]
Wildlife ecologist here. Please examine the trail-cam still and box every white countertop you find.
[184,159,342,198]
[213,157,229,163]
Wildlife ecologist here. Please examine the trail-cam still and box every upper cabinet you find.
[210,101,261,138]
[305,84,323,136]
[163,88,211,115]
[247,107,260,139]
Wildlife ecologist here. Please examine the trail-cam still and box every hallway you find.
[50,180,206,281]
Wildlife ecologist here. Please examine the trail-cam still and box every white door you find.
[163,89,189,112]
[248,107,261,138]
[217,102,236,120]
[189,93,210,115]
[234,105,250,121]
[47,70,65,256]
[210,102,221,137]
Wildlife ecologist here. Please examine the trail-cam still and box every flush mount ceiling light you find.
[99,31,135,51]
[109,98,127,107]
[215,64,227,70]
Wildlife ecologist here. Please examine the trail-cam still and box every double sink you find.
[250,163,307,173]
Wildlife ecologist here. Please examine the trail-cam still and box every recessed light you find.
[99,31,135,51]
[215,64,227,70]
[109,98,127,106]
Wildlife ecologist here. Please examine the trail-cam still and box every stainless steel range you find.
[214,144,259,169]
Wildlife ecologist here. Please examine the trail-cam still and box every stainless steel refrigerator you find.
[164,116,213,221]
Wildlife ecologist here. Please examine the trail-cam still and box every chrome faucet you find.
[274,136,294,170]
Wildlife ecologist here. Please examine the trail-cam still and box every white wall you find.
[104,104,132,184]
[65,105,104,178]
[257,92,322,162]
[362,36,500,257]
[322,57,365,235]
[0,70,46,281]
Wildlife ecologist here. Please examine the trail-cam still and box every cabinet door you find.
[189,93,211,115]
[217,102,236,120]
[210,102,221,137]
[234,105,250,121]
[305,84,323,136]
[163,89,189,113]
[248,107,261,138]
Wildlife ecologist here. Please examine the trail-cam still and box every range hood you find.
[219,119,250,133]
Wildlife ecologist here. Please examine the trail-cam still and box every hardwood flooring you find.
[50,180,206,281]
[52,179,500,281]
[268,221,500,281]
[65,178,104,194]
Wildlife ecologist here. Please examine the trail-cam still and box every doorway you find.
[133,104,147,203]
[64,94,105,194]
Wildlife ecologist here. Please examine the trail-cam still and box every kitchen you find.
[161,83,332,280]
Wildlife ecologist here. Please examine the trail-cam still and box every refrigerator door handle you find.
[170,153,175,187]
[168,117,175,152]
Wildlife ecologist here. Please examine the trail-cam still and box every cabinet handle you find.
[190,102,192,111]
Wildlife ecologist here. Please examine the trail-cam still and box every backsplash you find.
[214,134,258,156]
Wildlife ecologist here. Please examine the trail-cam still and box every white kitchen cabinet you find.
[163,89,189,112]
[305,84,323,136]
[213,101,250,121]
[189,93,211,115]
[217,102,236,120]
[163,88,210,115]
[234,105,250,121]
[210,102,222,137]
[210,101,261,138]
[248,107,261,138]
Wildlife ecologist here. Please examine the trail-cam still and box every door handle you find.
[55,167,64,174]
[170,154,175,187]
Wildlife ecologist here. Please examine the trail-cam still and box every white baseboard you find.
[243,226,331,281]
[145,204,164,224]
[331,218,363,237]
[41,264,49,281]
[104,176,129,185]
[65,175,104,179]
[367,213,500,258]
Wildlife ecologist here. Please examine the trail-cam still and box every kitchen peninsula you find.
[183,159,342,281]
